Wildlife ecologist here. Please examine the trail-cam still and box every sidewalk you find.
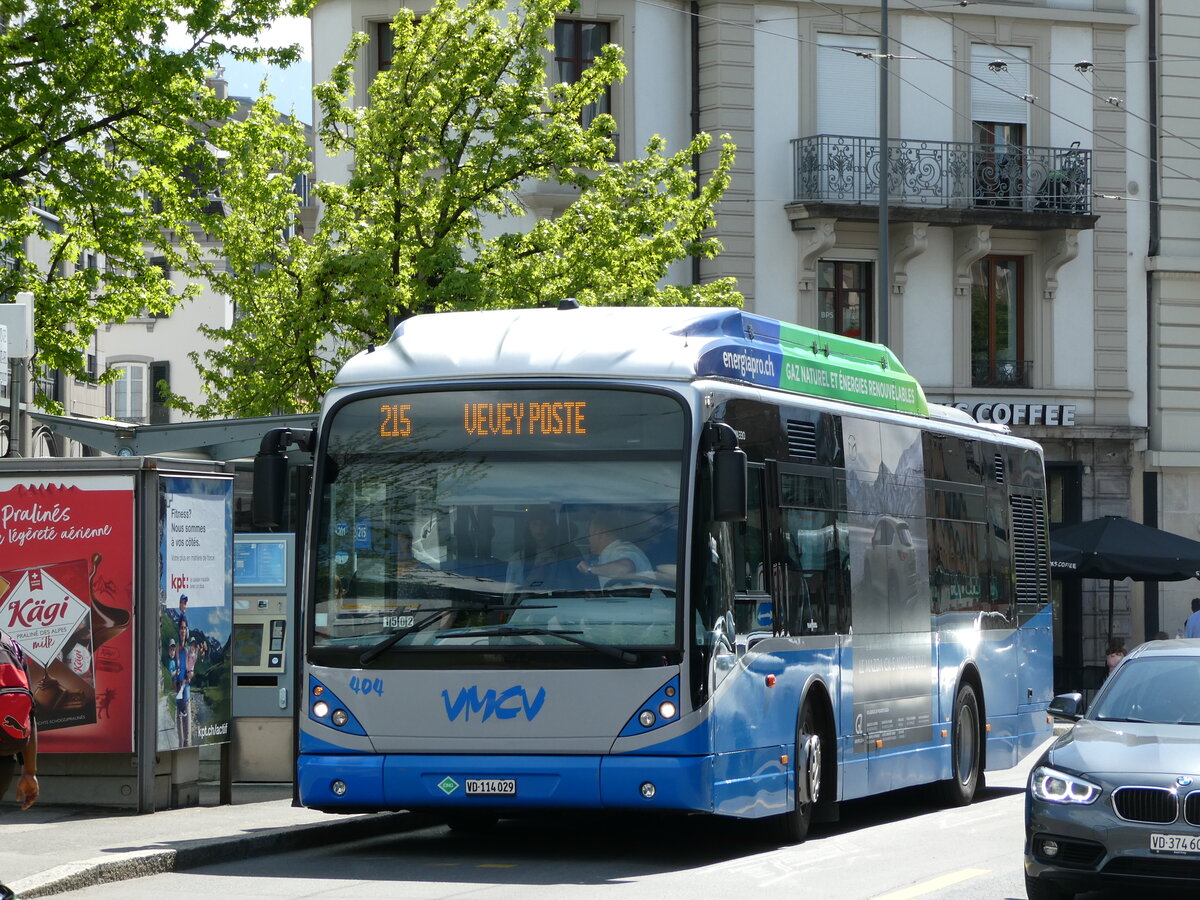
[0,783,421,899]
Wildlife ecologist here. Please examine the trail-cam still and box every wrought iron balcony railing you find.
[792,134,1091,216]
[972,358,1033,389]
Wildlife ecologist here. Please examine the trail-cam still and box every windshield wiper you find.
[358,602,554,666]
[359,608,453,666]
[445,625,640,665]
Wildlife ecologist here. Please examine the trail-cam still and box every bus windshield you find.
[312,387,686,662]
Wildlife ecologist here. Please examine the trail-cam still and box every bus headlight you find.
[312,700,330,718]
[638,710,656,728]
[658,701,677,720]
[331,709,349,727]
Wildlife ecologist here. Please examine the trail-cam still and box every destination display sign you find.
[378,399,590,440]
[330,388,684,454]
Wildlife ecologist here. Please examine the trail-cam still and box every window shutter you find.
[149,360,170,425]
[817,34,878,136]
[971,45,1030,125]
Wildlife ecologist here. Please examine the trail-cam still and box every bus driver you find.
[578,511,654,588]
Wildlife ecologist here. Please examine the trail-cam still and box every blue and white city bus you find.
[255,304,1053,840]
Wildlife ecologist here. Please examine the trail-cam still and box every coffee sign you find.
[952,402,1076,427]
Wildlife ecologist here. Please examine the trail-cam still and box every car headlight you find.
[1030,765,1102,805]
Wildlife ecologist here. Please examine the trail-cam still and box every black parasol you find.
[1050,515,1200,641]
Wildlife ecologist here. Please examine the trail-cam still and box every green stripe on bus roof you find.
[776,323,928,416]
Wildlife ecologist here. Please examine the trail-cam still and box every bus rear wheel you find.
[939,682,982,807]
[772,698,823,844]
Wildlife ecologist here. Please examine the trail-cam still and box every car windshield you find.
[311,387,686,662]
[1090,656,1200,725]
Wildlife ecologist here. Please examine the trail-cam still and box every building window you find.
[109,362,147,423]
[817,260,872,341]
[376,21,394,72]
[973,121,1026,208]
[149,360,171,424]
[553,19,610,129]
[970,256,1027,387]
[35,369,62,405]
[970,45,1030,209]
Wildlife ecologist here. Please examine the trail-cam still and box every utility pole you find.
[877,0,890,348]
[0,292,33,457]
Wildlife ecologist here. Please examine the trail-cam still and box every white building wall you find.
[752,4,800,324]
[309,0,371,188]
[897,18,953,143]
[100,263,229,423]
[1148,1,1200,636]
[898,233,955,388]
[627,1,691,154]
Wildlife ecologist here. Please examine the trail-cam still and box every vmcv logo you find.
[442,685,547,722]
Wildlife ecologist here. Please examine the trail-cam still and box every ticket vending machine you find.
[232,533,294,781]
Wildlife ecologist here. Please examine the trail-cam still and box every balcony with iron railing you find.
[972,358,1033,389]
[789,135,1098,229]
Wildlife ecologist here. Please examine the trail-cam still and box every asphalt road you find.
[45,749,1196,900]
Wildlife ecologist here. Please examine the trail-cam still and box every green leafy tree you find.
[201,0,739,416]
[0,0,311,408]
[178,93,327,418]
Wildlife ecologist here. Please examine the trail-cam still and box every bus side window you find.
[781,507,842,636]
[732,467,765,592]
[732,468,769,636]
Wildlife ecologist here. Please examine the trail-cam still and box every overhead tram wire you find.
[800,0,1200,188]
[895,0,1200,176]
[624,0,1200,196]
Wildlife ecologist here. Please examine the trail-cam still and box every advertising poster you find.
[0,476,136,753]
[157,476,233,751]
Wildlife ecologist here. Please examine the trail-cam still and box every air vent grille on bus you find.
[786,420,818,461]
[1011,495,1049,603]
[994,453,1006,484]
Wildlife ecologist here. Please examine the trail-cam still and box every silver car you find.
[1025,639,1200,899]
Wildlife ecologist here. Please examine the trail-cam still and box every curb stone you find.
[10,811,420,898]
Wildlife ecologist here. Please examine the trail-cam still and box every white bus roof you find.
[335,306,931,417]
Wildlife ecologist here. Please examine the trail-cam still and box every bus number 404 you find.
[348,676,385,696]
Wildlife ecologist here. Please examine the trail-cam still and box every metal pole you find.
[136,465,158,813]
[877,0,890,348]
[11,358,24,457]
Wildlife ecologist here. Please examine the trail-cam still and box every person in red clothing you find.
[0,631,38,810]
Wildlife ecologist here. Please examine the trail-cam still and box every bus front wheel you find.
[772,698,823,843]
[940,682,982,806]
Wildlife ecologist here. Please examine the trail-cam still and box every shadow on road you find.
[209,781,1028,888]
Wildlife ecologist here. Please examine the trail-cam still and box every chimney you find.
[208,66,228,100]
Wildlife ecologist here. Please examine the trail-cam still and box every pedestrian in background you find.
[1105,637,1127,676]
[1185,598,1200,638]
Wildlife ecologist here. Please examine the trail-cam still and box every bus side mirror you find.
[253,450,289,529]
[253,427,314,529]
[706,422,747,523]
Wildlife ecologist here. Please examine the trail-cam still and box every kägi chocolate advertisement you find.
[0,476,135,752]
